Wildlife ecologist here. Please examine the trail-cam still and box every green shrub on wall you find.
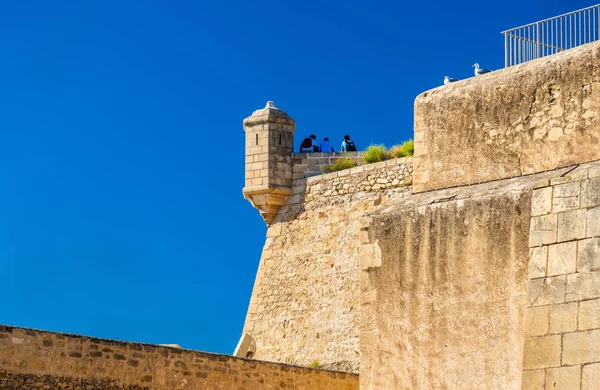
[322,157,359,173]
[363,144,387,163]
[319,140,413,173]
[389,139,414,158]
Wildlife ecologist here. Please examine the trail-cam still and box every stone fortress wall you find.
[242,157,413,373]
[360,160,600,389]
[241,40,600,389]
[0,325,358,389]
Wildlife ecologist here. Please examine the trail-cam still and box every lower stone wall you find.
[522,161,600,389]
[0,372,147,390]
[242,158,413,373]
[292,152,364,182]
[0,325,358,390]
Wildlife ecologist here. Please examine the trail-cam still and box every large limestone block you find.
[582,363,600,390]
[521,369,545,389]
[562,329,600,365]
[547,241,577,276]
[578,237,600,272]
[548,303,577,334]
[522,335,562,369]
[566,271,600,301]
[579,298,600,330]
[531,187,553,216]
[524,306,549,337]
[546,366,581,389]
[556,209,586,242]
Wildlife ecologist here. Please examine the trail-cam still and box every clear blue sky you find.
[0,0,593,354]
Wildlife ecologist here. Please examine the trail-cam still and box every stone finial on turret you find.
[243,101,295,224]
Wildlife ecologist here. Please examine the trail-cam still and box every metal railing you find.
[501,4,600,67]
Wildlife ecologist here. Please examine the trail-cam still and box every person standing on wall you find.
[340,135,357,152]
[299,134,319,152]
[319,137,334,152]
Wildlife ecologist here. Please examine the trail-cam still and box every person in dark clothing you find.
[299,134,318,152]
[340,135,357,152]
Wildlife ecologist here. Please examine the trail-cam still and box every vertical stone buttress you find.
[243,101,295,224]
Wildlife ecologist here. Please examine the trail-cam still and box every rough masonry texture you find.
[360,166,559,389]
[357,161,600,389]
[292,152,364,181]
[0,325,358,390]
[522,162,600,389]
[413,40,600,192]
[242,158,413,373]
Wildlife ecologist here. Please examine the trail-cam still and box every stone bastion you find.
[241,40,600,389]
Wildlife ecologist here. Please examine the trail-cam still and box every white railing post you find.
[535,22,542,58]
[504,33,509,67]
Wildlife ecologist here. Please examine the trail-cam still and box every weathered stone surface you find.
[0,326,358,390]
[529,246,548,279]
[251,158,600,387]
[548,302,577,334]
[577,237,600,272]
[361,180,531,389]
[529,214,557,247]
[552,181,580,212]
[582,177,600,208]
[521,369,545,389]
[300,157,412,196]
[562,329,600,365]
[413,40,600,193]
[523,162,600,386]
[359,242,382,271]
[242,159,413,373]
[545,365,581,389]
[240,89,600,389]
[527,276,566,307]
[531,187,553,216]
[0,373,147,390]
[582,362,600,390]
[547,241,577,276]
[586,206,600,237]
[523,335,562,369]
[556,209,586,242]
[566,271,600,302]
[525,306,549,337]
[579,298,600,331]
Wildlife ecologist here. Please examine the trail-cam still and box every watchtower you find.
[243,101,295,224]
